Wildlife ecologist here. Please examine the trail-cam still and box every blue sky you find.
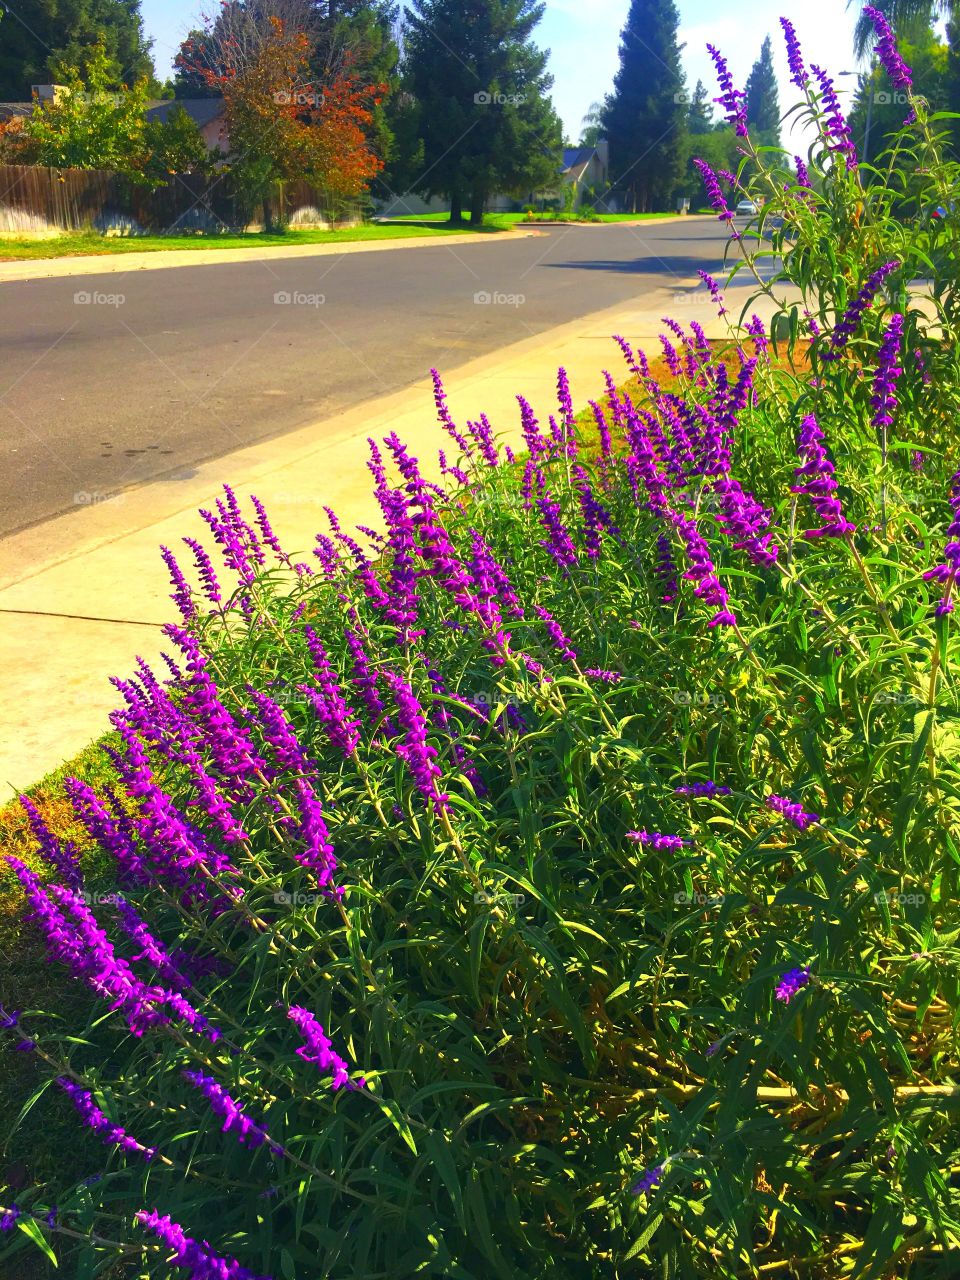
[141,0,866,148]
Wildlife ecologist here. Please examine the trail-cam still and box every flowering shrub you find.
[2,15,960,1279]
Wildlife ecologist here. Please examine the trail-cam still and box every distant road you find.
[0,218,736,537]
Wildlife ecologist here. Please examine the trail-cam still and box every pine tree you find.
[600,0,687,213]
[400,0,562,225]
[744,34,781,147]
[0,0,155,101]
[687,79,713,135]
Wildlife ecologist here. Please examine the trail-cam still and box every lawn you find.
[0,210,694,261]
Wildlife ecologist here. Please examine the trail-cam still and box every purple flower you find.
[0,1007,19,1029]
[249,494,289,566]
[631,1163,664,1196]
[780,18,807,88]
[923,469,960,614]
[693,159,735,228]
[0,1206,19,1231]
[863,7,912,93]
[746,315,767,359]
[822,261,899,361]
[135,1210,270,1280]
[766,794,820,830]
[811,65,858,167]
[160,546,196,622]
[794,157,811,190]
[291,778,338,891]
[627,831,689,851]
[384,671,449,813]
[534,474,579,571]
[57,1077,156,1160]
[535,606,577,663]
[711,478,779,567]
[183,1071,281,1152]
[670,511,736,627]
[431,369,472,456]
[301,628,362,757]
[584,669,621,683]
[697,270,728,318]
[871,313,904,432]
[655,534,680,604]
[114,897,189,992]
[675,782,732,798]
[792,414,855,539]
[708,44,748,137]
[775,966,811,1004]
[19,795,82,890]
[287,1005,365,1091]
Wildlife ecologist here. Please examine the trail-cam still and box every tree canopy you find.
[600,0,687,213]
[0,0,155,101]
[399,0,562,225]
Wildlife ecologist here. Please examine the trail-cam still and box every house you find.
[145,99,229,156]
[0,88,230,157]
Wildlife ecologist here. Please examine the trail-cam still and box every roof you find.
[146,99,226,128]
[562,146,597,172]
[0,103,34,122]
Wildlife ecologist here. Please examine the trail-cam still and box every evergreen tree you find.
[0,0,155,101]
[687,79,713,134]
[744,34,781,146]
[947,11,960,160]
[600,0,687,213]
[400,0,562,225]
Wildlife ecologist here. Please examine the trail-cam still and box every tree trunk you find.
[262,197,273,233]
[470,191,484,225]
[449,191,463,224]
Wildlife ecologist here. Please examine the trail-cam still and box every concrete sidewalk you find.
[0,271,790,794]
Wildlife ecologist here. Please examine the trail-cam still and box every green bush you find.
[3,13,960,1280]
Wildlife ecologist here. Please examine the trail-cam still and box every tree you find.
[744,35,781,147]
[687,79,713,134]
[579,100,604,147]
[400,0,563,225]
[12,39,152,178]
[946,9,960,158]
[678,125,740,206]
[0,0,155,102]
[601,0,687,213]
[143,105,215,182]
[182,15,386,226]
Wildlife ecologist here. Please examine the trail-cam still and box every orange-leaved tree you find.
[186,15,385,227]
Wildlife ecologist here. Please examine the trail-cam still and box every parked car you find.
[736,199,758,216]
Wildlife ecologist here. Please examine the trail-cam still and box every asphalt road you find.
[0,218,741,538]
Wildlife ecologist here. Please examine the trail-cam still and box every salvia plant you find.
[2,14,960,1279]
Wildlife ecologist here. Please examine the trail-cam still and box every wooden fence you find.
[0,165,361,234]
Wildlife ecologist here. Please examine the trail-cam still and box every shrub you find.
[2,12,960,1279]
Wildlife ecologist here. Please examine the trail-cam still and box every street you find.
[0,218,742,537]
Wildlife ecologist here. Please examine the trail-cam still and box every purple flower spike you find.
[57,1077,156,1161]
[708,44,748,137]
[631,1163,665,1196]
[822,262,898,360]
[766,794,820,830]
[288,1005,365,1092]
[19,795,83,890]
[693,159,735,228]
[923,469,960,615]
[871,313,904,432]
[863,7,912,92]
[135,1210,270,1280]
[697,270,728,317]
[780,18,807,88]
[775,966,811,1004]
[384,671,449,813]
[535,606,577,663]
[183,1070,282,1152]
[627,831,689,852]
[675,782,731,798]
[792,414,855,539]
[811,64,858,168]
